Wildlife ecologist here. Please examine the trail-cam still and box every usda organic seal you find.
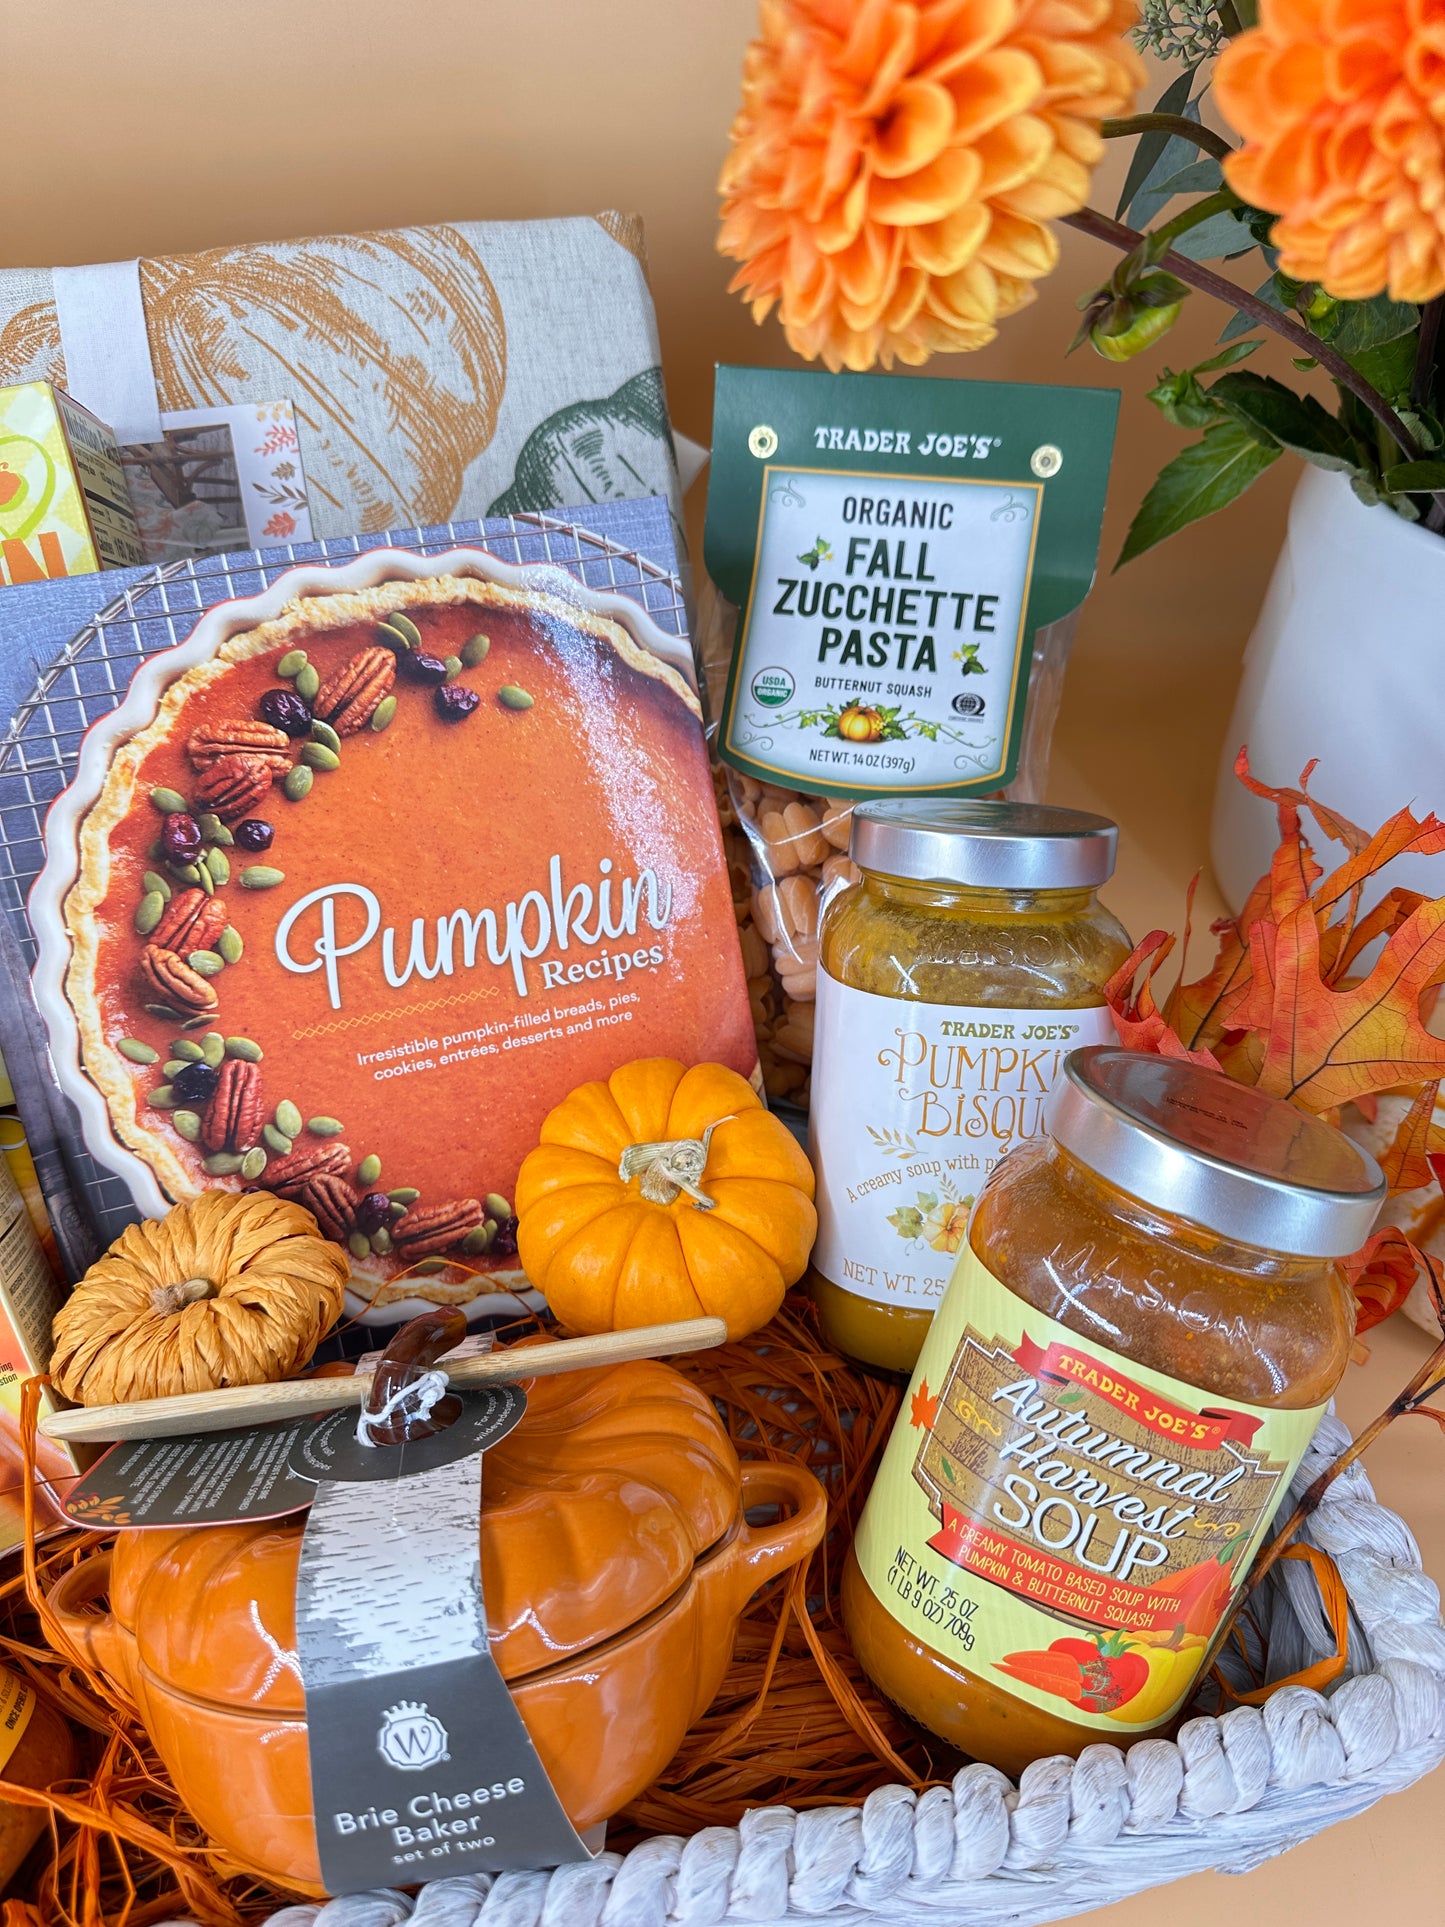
[750,665,795,708]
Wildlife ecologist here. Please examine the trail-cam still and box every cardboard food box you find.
[0,1149,78,1550]
[0,381,145,585]
[0,497,756,1329]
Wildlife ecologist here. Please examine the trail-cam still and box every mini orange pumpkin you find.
[515,1058,816,1338]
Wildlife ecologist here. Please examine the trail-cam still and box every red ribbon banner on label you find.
[1012,1336,1263,1450]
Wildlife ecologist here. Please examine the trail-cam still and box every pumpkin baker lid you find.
[109,1353,741,1715]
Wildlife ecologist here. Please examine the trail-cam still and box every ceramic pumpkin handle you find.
[44,1551,136,1704]
[732,1462,828,1601]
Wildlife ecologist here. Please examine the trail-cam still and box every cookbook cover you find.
[0,499,756,1326]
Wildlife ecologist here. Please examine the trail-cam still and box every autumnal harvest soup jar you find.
[809,801,1129,1373]
[843,1047,1385,1776]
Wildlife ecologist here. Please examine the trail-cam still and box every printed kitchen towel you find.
[0,214,682,544]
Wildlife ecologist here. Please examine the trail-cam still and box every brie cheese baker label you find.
[808,972,1116,1310]
[724,467,1041,795]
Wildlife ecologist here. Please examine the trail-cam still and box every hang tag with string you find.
[289,1332,597,1894]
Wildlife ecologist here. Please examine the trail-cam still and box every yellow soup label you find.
[854,1242,1326,1732]
[0,1665,36,1771]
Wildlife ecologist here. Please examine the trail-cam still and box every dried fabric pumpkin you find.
[50,1192,349,1405]
[516,1058,818,1339]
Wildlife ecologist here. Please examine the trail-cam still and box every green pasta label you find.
[705,367,1119,799]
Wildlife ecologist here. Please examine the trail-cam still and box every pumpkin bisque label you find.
[854,1245,1326,1732]
[808,973,1115,1310]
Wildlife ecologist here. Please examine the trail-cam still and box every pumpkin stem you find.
[149,1275,217,1316]
[618,1118,732,1210]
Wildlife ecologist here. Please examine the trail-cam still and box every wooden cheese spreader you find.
[38,1316,729,1444]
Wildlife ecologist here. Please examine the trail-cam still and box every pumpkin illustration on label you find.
[836,703,882,743]
[46,559,758,1318]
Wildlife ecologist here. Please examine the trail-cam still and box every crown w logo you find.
[377,1700,449,1771]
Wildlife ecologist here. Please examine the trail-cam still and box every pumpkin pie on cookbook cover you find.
[50,558,757,1315]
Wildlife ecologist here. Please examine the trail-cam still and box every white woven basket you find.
[241,1409,1443,1927]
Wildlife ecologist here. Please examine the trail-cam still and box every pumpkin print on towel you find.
[140,230,506,534]
[0,215,680,537]
[489,368,673,517]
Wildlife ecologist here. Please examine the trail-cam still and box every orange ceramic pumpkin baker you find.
[47,1347,826,1893]
[515,1058,817,1338]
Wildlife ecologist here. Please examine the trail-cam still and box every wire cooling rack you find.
[0,509,688,1241]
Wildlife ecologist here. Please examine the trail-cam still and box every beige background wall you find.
[12,11,1439,1918]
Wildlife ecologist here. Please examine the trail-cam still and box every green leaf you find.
[1318,294,1419,354]
[1170,209,1258,261]
[1380,460,1445,493]
[1220,275,1291,343]
[1193,340,1263,374]
[1399,407,1444,452]
[1118,69,1198,223]
[1147,158,1225,201]
[1210,370,1361,471]
[1117,420,1281,567]
[1344,331,1418,404]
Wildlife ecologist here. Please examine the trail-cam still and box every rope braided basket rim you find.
[155,1407,1444,1927]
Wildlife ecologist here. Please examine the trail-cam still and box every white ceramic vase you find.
[1212,464,1445,1337]
[1211,463,1445,911]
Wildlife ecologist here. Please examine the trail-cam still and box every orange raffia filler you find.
[0,1299,1421,1921]
[717,0,1145,370]
[1216,0,1445,304]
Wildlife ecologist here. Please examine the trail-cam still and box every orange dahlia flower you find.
[1217,0,1445,304]
[718,0,1146,370]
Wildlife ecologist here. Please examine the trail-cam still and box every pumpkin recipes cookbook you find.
[37,554,757,1317]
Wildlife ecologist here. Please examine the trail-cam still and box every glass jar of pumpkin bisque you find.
[808,800,1130,1375]
[843,1047,1384,1777]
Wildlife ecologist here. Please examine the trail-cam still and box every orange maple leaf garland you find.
[1106,750,1445,1328]
[1108,751,1445,1127]
[1341,1228,1421,1336]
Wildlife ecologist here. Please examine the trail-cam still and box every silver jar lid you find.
[850,801,1117,891]
[1046,1047,1385,1257]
